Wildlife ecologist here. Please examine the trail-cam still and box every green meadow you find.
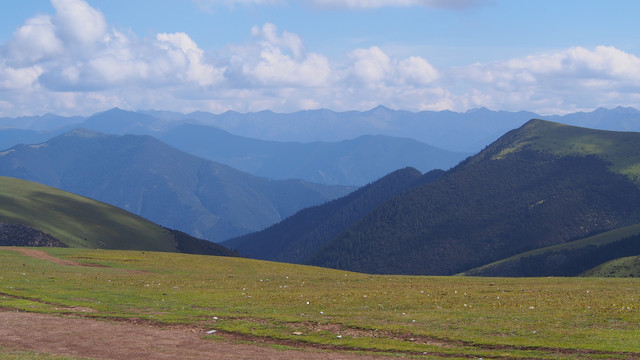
[1,247,639,359]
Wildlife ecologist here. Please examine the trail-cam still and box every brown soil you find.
[9,247,146,273]
[2,248,393,359]
[10,247,88,267]
[0,311,393,360]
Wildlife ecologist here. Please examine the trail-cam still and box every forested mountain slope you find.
[225,168,444,262]
[304,120,640,275]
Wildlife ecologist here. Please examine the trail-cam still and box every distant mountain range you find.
[226,120,640,276]
[0,129,352,242]
[1,108,469,186]
[157,123,464,185]
[0,176,234,256]
[3,106,640,185]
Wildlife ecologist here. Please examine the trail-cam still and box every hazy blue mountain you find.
[1,108,469,186]
[4,107,640,154]
[178,106,537,152]
[80,107,174,135]
[0,129,73,153]
[155,106,640,153]
[546,106,640,132]
[158,123,467,185]
[0,113,83,131]
[0,129,353,242]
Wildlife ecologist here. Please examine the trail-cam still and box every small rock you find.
[292,331,303,336]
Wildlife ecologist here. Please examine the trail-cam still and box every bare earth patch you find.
[0,311,393,360]
[10,247,90,267]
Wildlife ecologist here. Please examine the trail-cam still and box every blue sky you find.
[1,0,639,117]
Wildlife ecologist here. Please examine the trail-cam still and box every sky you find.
[0,0,639,117]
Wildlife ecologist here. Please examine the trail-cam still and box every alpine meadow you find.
[2,0,640,359]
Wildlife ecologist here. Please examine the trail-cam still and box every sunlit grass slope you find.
[0,176,176,250]
[1,247,639,359]
[583,256,640,277]
[464,223,640,276]
[488,119,640,184]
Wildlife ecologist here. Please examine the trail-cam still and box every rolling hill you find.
[462,223,640,277]
[0,176,234,256]
[229,119,640,276]
[0,129,352,242]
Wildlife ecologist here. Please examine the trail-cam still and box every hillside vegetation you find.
[0,176,234,256]
[463,223,640,276]
[225,167,444,262]
[582,256,640,277]
[234,119,640,276]
[1,248,639,359]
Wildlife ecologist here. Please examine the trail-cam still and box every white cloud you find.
[0,62,43,90]
[451,46,640,113]
[348,46,392,86]
[0,0,639,118]
[346,46,439,87]
[51,0,107,47]
[237,23,331,87]
[4,15,62,66]
[398,56,439,85]
[156,32,224,87]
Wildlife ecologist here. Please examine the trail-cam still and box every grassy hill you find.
[462,223,640,276]
[0,176,234,256]
[474,119,640,184]
[582,255,640,277]
[1,247,639,359]
[302,120,640,275]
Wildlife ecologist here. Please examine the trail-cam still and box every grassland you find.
[463,223,640,276]
[0,176,184,251]
[1,248,639,359]
[584,256,640,277]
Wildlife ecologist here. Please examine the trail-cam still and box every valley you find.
[2,108,640,358]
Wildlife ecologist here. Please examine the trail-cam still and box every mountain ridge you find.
[228,119,640,276]
[0,129,352,242]
[224,167,444,262]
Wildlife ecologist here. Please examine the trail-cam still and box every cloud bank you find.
[1,0,639,116]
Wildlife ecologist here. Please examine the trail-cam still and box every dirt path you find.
[3,249,394,359]
[10,247,89,267]
[0,311,395,360]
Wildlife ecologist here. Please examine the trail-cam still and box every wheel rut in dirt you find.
[0,311,392,360]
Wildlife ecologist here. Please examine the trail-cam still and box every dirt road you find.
[1,310,394,360]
